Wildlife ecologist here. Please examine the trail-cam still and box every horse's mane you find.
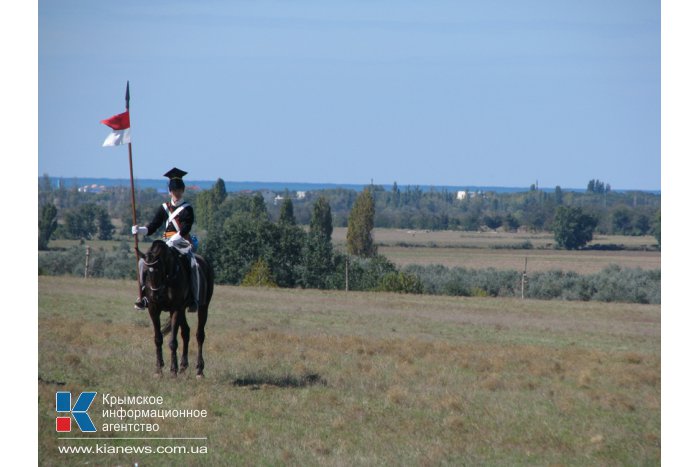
[148,240,170,261]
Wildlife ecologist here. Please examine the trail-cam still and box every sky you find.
[39,0,660,190]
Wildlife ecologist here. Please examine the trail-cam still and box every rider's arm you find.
[145,205,167,236]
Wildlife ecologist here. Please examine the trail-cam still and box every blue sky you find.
[39,0,660,190]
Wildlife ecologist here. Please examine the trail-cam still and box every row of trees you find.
[200,186,392,290]
[269,184,659,236]
[38,175,660,252]
[38,181,660,303]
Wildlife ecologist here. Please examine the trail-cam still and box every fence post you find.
[521,257,528,299]
[84,246,91,279]
[345,257,349,292]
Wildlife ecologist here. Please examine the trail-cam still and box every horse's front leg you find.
[168,310,180,377]
[196,305,208,378]
[149,308,164,377]
[179,311,190,373]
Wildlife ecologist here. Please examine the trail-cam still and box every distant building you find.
[456,191,467,200]
[78,184,107,194]
[296,191,307,200]
[273,195,285,205]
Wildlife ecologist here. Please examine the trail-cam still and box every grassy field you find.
[336,228,660,274]
[39,276,660,465]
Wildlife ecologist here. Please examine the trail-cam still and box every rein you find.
[145,247,181,293]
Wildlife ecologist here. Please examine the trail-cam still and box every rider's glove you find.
[132,225,148,235]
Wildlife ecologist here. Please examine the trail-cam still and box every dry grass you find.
[331,228,659,274]
[39,276,659,465]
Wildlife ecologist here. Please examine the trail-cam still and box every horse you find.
[137,240,214,378]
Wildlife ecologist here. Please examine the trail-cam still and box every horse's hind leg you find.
[195,305,208,378]
[179,312,190,372]
[168,311,180,377]
[149,309,165,377]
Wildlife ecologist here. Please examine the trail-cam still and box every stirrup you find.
[134,296,148,310]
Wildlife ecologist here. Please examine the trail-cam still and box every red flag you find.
[101,111,131,146]
[101,111,130,130]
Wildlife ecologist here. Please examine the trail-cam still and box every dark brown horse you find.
[137,240,214,378]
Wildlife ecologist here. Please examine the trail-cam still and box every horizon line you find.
[39,175,661,193]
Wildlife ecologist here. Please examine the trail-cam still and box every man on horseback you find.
[132,167,200,313]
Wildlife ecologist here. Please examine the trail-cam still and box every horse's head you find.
[142,240,175,304]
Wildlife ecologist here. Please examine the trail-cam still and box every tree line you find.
[38,177,660,303]
[39,175,660,253]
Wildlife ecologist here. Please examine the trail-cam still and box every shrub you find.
[376,272,424,294]
[405,263,659,304]
[241,258,277,287]
[589,265,660,304]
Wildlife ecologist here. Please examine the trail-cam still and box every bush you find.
[376,272,424,294]
[405,263,659,304]
[241,258,277,287]
[405,265,520,297]
[527,270,593,301]
[589,265,660,304]
[37,242,138,279]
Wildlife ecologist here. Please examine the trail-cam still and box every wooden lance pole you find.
[125,81,143,301]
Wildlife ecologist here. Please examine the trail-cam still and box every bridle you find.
[144,249,178,293]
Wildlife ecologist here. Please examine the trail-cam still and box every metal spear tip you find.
[125,81,130,109]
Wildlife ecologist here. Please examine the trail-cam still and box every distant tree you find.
[552,206,598,250]
[278,198,296,225]
[211,178,227,204]
[196,178,228,231]
[483,215,502,230]
[310,196,333,241]
[634,213,651,236]
[119,205,142,236]
[38,203,58,250]
[391,182,400,208]
[270,222,304,287]
[64,204,99,239]
[652,210,661,247]
[39,174,53,207]
[612,207,633,235]
[96,206,115,240]
[554,186,563,205]
[587,179,610,194]
[249,193,269,221]
[301,197,335,288]
[504,213,520,232]
[347,188,376,257]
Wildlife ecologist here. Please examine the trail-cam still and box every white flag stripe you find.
[102,128,131,147]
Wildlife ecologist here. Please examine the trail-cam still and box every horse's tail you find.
[161,321,172,336]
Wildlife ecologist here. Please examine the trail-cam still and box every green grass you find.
[39,276,659,465]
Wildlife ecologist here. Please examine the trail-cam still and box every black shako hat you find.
[164,167,187,191]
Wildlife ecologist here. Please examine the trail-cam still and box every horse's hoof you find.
[170,371,178,378]
[179,367,188,374]
[154,372,163,379]
[196,373,204,380]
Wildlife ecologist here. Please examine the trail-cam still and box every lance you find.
[124,81,143,302]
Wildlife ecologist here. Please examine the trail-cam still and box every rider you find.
[132,167,200,313]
